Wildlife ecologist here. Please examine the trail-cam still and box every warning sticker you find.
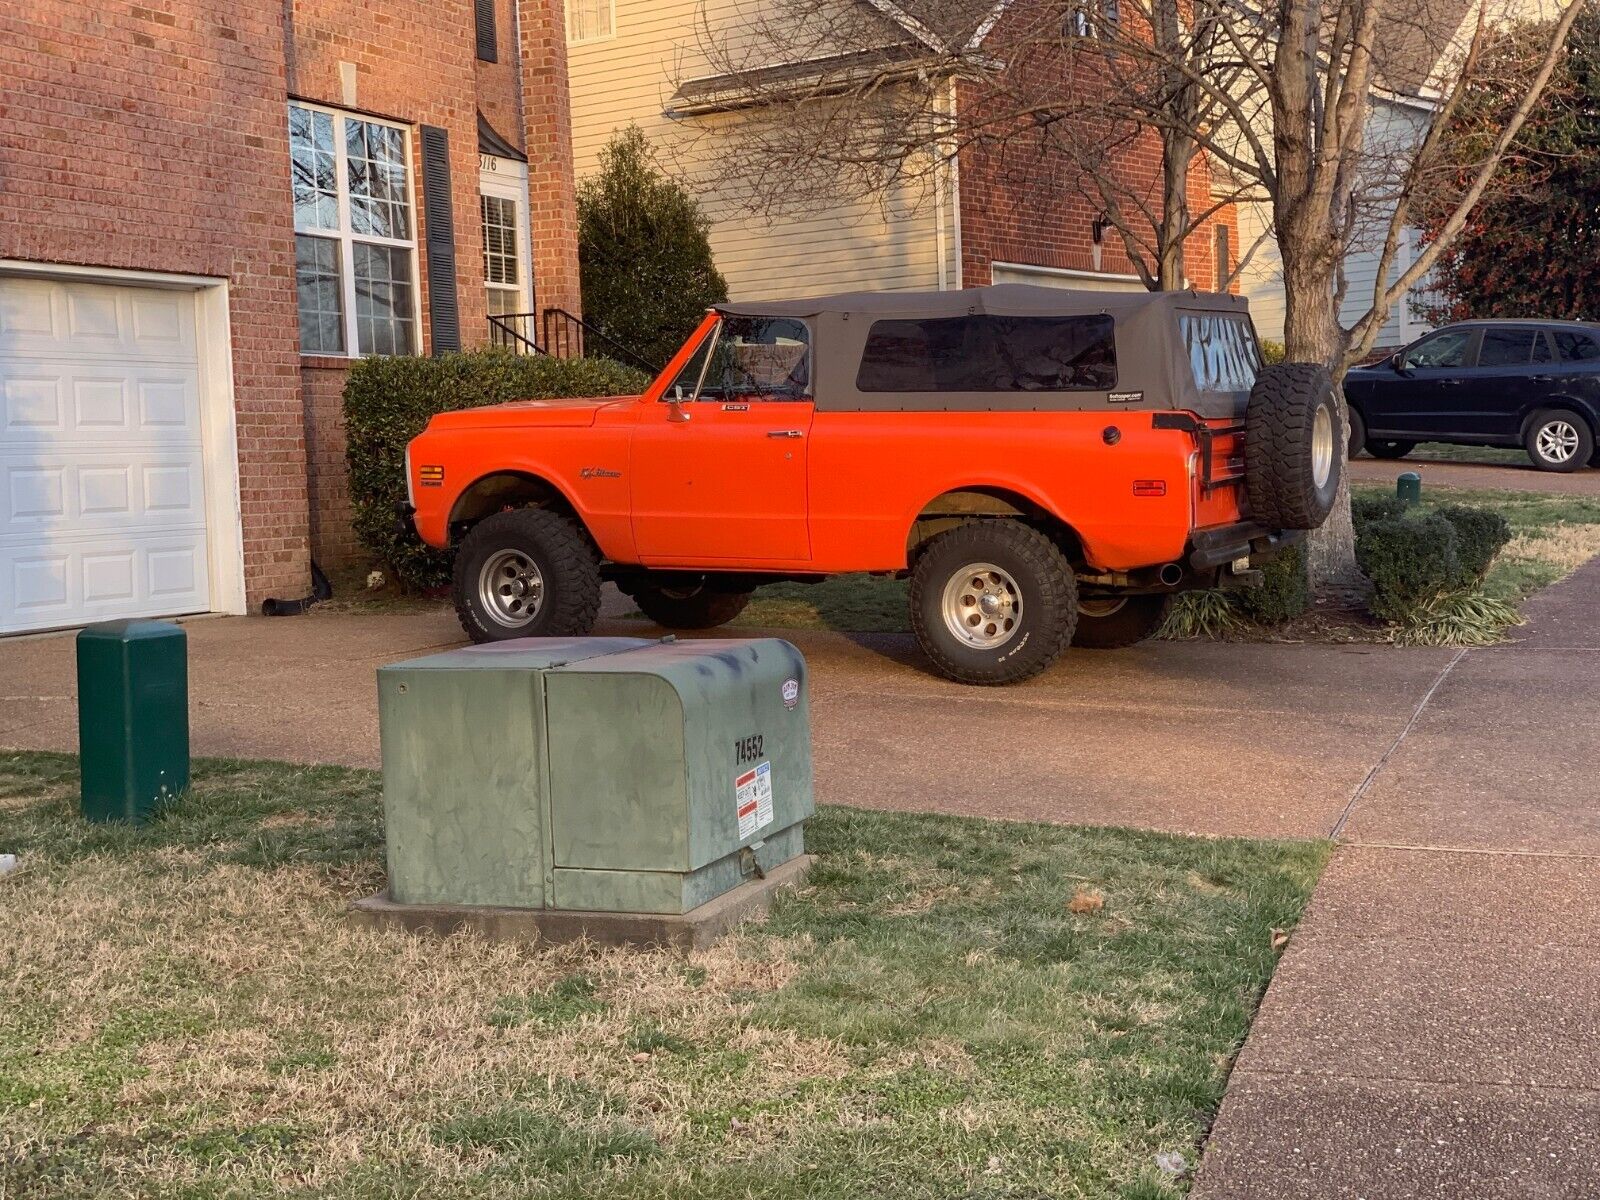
[735,761,775,840]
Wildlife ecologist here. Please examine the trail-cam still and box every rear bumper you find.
[1188,522,1304,572]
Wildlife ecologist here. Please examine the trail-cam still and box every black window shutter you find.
[474,0,497,62]
[420,125,461,356]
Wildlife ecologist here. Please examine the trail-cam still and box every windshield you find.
[666,316,812,402]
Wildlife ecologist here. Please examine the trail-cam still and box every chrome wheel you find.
[1312,404,1334,489]
[1536,419,1581,465]
[941,562,1023,649]
[478,548,544,629]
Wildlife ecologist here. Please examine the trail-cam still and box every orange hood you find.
[427,396,636,431]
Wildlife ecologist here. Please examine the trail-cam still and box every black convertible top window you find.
[855,314,1116,393]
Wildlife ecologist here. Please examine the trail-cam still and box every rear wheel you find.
[909,520,1076,685]
[1525,409,1594,473]
[453,508,602,643]
[1367,440,1416,460]
[1071,594,1171,649]
[1244,363,1342,530]
[629,579,752,630]
[1347,407,1366,460]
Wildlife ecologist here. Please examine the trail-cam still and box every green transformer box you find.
[376,637,813,916]
[76,620,190,824]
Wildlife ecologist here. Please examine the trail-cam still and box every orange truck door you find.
[630,397,814,564]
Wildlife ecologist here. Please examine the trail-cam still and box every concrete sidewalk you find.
[1193,560,1600,1198]
[0,588,1454,840]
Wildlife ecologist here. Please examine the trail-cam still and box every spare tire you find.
[1245,362,1342,531]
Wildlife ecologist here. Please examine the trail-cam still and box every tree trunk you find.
[1281,250,1360,592]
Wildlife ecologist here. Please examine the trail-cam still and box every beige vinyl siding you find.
[566,0,956,301]
[1236,197,1285,343]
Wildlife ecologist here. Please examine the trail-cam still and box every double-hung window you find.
[290,102,419,357]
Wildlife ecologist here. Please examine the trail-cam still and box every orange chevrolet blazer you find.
[405,285,1341,684]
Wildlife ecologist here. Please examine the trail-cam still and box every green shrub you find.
[1259,339,1286,365]
[344,351,651,589]
[1236,543,1310,624]
[1433,503,1511,585]
[1351,492,1406,530]
[1356,514,1464,622]
[579,126,728,370]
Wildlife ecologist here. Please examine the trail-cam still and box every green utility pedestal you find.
[76,620,189,824]
[354,636,816,948]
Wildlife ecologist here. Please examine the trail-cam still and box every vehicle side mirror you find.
[667,384,691,423]
[1392,354,1411,376]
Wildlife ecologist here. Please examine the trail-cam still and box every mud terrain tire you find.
[1245,362,1342,531]
[453,507,601,643]
[909,520,1077,685]
[1071,594,1171,649]
[630,581,752,630]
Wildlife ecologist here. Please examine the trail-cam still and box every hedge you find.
[1354,503,1510,624]
[344,351,652,590]
[1433,503,1511,584]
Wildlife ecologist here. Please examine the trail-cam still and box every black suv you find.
[1344,320,1600,471]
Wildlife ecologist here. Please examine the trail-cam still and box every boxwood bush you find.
[1433,503,1511,584]
[1236,542,1310,624]
[1354,502,1510,625]
[344,351,651,590]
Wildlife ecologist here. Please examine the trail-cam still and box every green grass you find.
[0,753,1327,1199]
[1375,442,1532,467]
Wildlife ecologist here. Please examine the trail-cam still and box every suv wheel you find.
[630,579,752,630]
[1346,407,1366,460]
[1072,594,1171,649]
[1367,440,1416,460]
[1244,363,1343,530]
[909,521,1076,685]
[1525,409,1594,473]
[453,507,602,643]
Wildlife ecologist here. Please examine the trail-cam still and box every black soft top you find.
[714,284,1255,415]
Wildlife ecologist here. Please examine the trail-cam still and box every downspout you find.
[949,78,963,290]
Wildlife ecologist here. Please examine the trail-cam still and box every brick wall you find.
[520,0,583,317]
[0,2,313,605]
[955,81,1236,295]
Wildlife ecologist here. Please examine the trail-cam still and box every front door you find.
[1375,326,1480,437]
[630,316,814,565]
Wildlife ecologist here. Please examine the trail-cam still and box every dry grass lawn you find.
[0,754,1326,1199]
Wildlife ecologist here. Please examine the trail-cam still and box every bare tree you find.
[679,0,1581,583]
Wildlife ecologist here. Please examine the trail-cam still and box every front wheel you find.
[909,521,1077,685]
[1072,594,1171,649]
[452,507,602,643]
[1525,409,1594,473]
[1367,440,1416,460]
[630,580,752,630]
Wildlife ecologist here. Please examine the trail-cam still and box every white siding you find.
[566,0,956,301]
[1236,98,1437,350]
[1237,196,1285,343]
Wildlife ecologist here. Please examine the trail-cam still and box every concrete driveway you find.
[0,589,1456,841]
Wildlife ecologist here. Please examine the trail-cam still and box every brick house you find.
[0,0,582,635]
[567,0,1235,303]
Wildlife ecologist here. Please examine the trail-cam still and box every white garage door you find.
[1,276,213,634]
[992,263,1146,293]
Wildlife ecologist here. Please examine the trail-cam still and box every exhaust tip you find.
[1158,563,1185,587]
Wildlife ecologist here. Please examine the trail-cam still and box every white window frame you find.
[566,0,616,44]
[290,99,423,358]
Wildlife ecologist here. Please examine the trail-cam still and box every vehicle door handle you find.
[1436,378,1461,386]
[1531,375,1556,383]
[766,430,804,439]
